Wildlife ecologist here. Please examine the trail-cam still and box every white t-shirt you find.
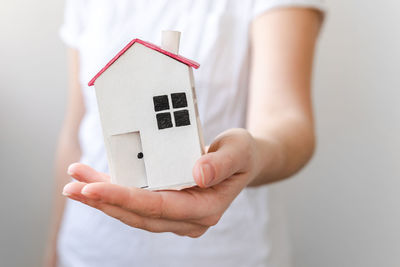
[58,1,325,267]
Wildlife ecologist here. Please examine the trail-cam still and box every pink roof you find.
[88,38,200,86]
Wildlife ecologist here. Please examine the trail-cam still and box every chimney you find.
[161,30,181,54]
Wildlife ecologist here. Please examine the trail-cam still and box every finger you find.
[62,181,87,197]
[67,163,110,183]
[65,188,209,237]
[80,182,215,221]
[81,200,208,238]
[62,183,206,237]
[193,129,252,188]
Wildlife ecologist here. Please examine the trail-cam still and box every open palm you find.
[63,129,256,237]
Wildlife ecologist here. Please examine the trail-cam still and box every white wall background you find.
[0,1,66,266]
[0,1,399,266]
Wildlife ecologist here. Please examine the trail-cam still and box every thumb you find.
[193,133,251,188]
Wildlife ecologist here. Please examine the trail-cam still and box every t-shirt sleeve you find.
[59,0,87,49]
[252,0,326,19]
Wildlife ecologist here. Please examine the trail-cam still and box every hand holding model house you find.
[62,32,261,237]
[63,128,258,237]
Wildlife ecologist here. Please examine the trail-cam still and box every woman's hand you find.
[63,128,261,238]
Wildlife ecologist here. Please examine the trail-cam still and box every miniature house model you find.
[88,31,204,190]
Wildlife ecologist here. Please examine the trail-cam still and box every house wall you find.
[94,43,202,189]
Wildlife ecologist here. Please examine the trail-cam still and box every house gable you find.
[88,39,200,87]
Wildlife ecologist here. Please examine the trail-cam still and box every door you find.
[109,131,148,188]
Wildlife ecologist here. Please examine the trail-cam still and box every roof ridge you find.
[88,38,200,86]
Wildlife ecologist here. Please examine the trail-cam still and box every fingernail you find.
[81,185,91,195]
[81,185,99,200]
[200,163,215,187]
[62,183,74,196]
[67,165,74,176]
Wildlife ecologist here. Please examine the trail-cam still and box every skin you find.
[44,7,322,266]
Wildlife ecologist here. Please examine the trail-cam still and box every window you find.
[153,95,170,111]
[171,93,188,108]
[153,92,191,130]
[156,112,173,129]
[174,110,190,127]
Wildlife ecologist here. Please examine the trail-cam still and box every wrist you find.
[247,136,286,187]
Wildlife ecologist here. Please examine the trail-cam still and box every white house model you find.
[88,31,205,190]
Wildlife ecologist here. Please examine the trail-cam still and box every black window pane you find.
[153,95,169,112]
[174,110,190,127]
[156,112,173,130]
[171,92,188,108]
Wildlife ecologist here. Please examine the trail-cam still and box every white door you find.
[109,131,148,188]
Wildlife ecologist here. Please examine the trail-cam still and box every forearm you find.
[246,8,322,187]
[248,114,315,186]
[47,49,83,246]
[47,132,81,244]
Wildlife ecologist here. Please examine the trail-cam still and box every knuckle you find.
[212,153,234,178]
[222,153,235,169]
[147,205,162,219]
[146,195,164,219]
